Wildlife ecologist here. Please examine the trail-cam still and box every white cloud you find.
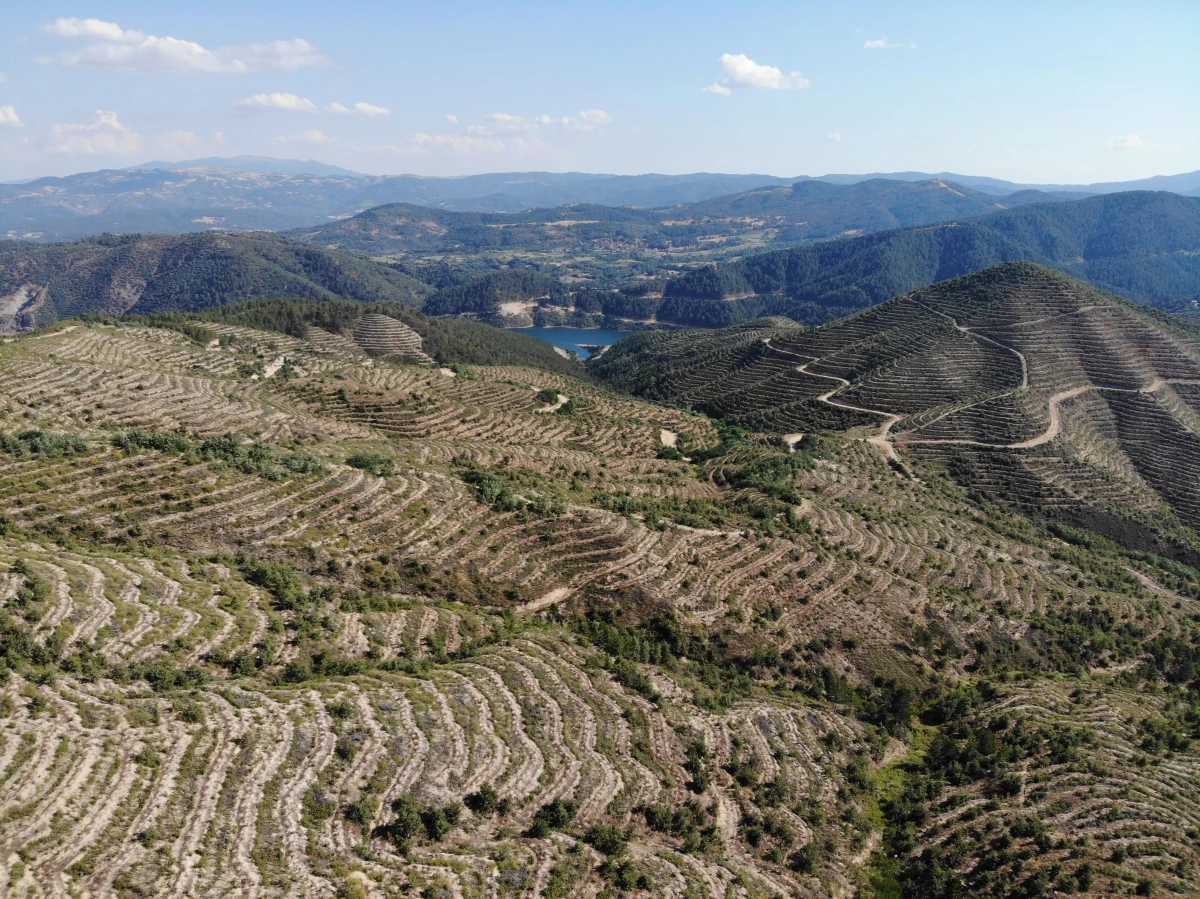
[563,109,613,131]
[828,131,841,142]
[703,53,810,95]
[327,101,389,117]
[471,112,537,134]
[1106,133,1163,151]
[469,109,613,135]
[864,38,917,50]
[279,129,337,145]
[238,92,318,113]
[46,109,141,155]
[0,107,22,128]
[387,108,606,158]
[45,17,137,41]
[239,94,389,116]
[40,17,326,74]
[404,133,506,155]
[239,39,325,71]
[0,73,6,84]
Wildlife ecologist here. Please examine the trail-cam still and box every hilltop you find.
[593,262,1200,548]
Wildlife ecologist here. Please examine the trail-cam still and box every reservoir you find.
[513,327,631,360]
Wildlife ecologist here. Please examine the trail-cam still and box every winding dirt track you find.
[765,308,1200,456]
[763,340,901,460]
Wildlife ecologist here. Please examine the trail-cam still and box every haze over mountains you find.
[287,178,1074,256]
[3,156,1199,241]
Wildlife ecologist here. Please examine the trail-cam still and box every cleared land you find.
[0,305,1197,899]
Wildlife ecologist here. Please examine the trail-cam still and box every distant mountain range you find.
[131,155,370,179]
[2,156,1197,242]
[4,191,1198,334]
[288,178,1077,256]
[807,169,1200,196]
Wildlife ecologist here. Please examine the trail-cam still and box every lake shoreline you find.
[513,326,633,360]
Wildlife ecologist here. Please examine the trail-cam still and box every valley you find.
[0,165,1198,899]
[3,2,1197,895]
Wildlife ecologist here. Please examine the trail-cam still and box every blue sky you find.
[0,1,1196,182]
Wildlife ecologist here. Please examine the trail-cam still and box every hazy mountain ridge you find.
[289,178,1074,256]
[4,158,1197,242]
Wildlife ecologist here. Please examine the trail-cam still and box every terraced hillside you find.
[593,263,1200,544]
[2,308,1200,898]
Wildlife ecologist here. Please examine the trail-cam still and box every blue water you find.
[514,327,631,360]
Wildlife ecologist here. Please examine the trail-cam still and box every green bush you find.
[527,799,577,838]
[114,430,191,454]
[0,430,87,458]
[584,823,628,856]
[345,452,394,477]
[242,559,306,609]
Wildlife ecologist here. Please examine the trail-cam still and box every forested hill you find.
[0,231,431,332]
[289,177,1071,256]
[673,177,1081,235]
[182,296,588,377]
[660,191,1200,325]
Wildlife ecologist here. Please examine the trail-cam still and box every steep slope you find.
[0,313,1198,897]
[0,232,431,332]
[595,263,1200,540]
[661,191,1200,324]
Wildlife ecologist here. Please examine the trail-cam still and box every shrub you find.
[420,802,462,841]
[243,559,306,609]
[335,880,368,899]
[466,784,501,815]
[790,841,820,873]
[527,799,577,838]
[0,430,87,458]
[382,797,424,853]
[345,452,394,477]
[114,429,191,454]
[584,823,628,856]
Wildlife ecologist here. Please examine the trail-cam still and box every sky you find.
[0,0,1197,183]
